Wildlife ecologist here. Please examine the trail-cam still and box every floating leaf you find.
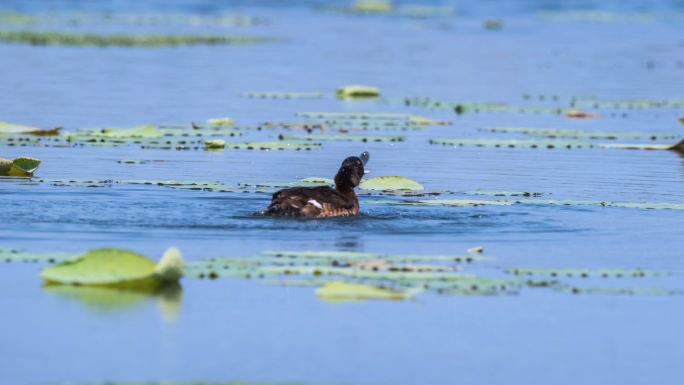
[0,248,73,264]
[484,19,503,30]
[462,190,542,197]
[479,127,678,140]
[41,248,184,288]
[565,110,601,118]
[379,197,684,210]
[279,133,404,142]
[0,31,277,47]
[242,91,324,99]
[298,112,418,121]
[76,124,162,138]
[0,157,41,176]
[352,0,393,12]
[401,199,514,207]
[0,122,61,136]
[336,85,380,99]
[316,281,414,301]
[599,139,684,151]
[206,117,234,126]
[508,268,662,279]
[430,138,593,149]
[360,176,424,191]
[204,139,226,149]
[300,177,334,185]
[430,138,684,151]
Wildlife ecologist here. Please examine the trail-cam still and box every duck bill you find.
[359,151,370,166]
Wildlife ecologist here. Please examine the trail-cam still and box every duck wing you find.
[264,186,352,217]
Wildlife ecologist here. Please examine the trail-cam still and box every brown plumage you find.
[262,152,369,218]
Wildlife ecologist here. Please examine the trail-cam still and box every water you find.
[1,1,683,384]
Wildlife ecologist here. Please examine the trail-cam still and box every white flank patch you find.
[308,199,323,209]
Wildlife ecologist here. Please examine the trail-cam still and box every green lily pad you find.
[480,126,678,140]
[226,141,323,150]
[0,248,73,264]
[599,140,684,151]
[279,133,404,142]
[462,190,542,197]
[507,268,663,278]
[352,0,394,12]
[204,139,226,149]
[0,157,41,176]
[41,248,184,288]
[430,138,684,152]
[430,138,594,149]
[316,281,415,301]
[360,176,424,191]
[0,30,277,47]
[336,85,380,99]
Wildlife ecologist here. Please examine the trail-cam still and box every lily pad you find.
[352,0,394,13]
[204,139,226,149]
[360,176,424,191]
[41,248,184,288]
[0,157,41,176]
[479,127,678,140]
[336,85,380,99]
[279,133,404,142]
[429,138,593,149]
[508,268,662,278]
[0,248,73,264]
[206,117,234,126]
[0,122,61,136]
[316,281,415,301]
[242,91,324,99]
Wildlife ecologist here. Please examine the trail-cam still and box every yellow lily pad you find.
[336,85,380,99]
[360,176,424,191]
[316,281,413,301]
[352,0,393,12]
[206,117,234,126]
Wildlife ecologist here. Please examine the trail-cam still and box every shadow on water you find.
[43,283,183,321]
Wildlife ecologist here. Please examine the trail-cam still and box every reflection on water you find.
[44,283,183,321]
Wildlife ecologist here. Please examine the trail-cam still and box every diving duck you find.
[262,152,369,217]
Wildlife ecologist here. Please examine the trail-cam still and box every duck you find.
[262,152,369,217]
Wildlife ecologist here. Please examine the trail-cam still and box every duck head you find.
[334,151,369,191]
